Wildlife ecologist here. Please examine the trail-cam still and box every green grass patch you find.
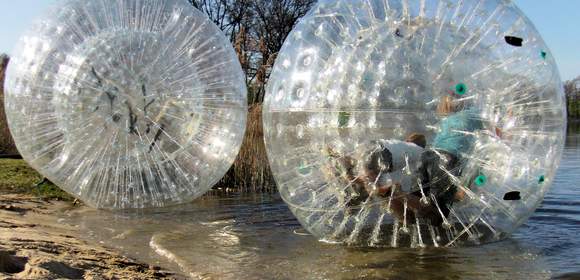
[0,159,74,201]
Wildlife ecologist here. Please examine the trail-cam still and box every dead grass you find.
[0,54,18,155]
[215,104,276,192]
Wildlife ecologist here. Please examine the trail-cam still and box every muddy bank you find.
[0,194,180,279]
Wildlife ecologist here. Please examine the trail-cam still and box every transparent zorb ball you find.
[263,0,566,247]
[4,0,247,209]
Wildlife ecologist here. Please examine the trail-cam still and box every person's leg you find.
[335,155,372,209]
[427,150,460,219]
[390,187,444,225]
[417,150,439,187]
[381,184,411,222]
[379,150,451,225]
[412,149,462,224]
[382,186,445,226]
[323,146,365,209]
[346,179,369,210]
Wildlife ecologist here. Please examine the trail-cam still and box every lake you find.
[60,133,580,279]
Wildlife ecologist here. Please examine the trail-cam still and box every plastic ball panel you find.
[4,0,247,209]
[263,0,566,247]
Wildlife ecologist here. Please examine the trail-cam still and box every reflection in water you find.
[59,135,580,279]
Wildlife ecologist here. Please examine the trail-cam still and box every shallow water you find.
[60,134,580,279]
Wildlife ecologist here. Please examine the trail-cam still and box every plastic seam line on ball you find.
[263,0,566,248]
[4,0,248,209]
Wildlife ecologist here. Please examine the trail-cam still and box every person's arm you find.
[377,183,396,197]
[454,188,466,201]
[375,174,401,197]
[495,126,503,138]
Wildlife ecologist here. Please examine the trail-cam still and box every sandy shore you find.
[0,194,179,279]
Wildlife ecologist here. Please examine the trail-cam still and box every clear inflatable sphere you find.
[263,0,566,247]
[4,0,247,209]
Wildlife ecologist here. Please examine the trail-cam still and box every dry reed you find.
[0,54,18,155]
[214,104,276,192]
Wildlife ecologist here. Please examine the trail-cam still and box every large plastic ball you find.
[263,0,566,247]
[4,0,247,209]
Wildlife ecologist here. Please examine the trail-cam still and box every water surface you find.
[60,134,580,279]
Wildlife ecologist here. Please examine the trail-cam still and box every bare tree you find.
[188,0,316,104]
[251,0,315,56]
[188,0,253,42]
[565,78,580,119]
[248,0,315,102]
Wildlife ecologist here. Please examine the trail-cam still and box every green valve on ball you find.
[541,51,547,60]
[455,83,468,95]
[538,175,545,184]
[475,174,487,186]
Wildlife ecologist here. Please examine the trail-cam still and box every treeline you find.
[188,0,316,104]
[565,78,580,119]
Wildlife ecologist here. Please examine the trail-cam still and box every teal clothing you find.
[432,109,484,156]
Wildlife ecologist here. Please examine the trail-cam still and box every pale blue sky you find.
[0,1,578,80]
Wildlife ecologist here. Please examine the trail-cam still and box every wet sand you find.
[0,194,180,279]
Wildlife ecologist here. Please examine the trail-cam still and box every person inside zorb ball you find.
[263,0,566,247]
[4,0,247,209]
